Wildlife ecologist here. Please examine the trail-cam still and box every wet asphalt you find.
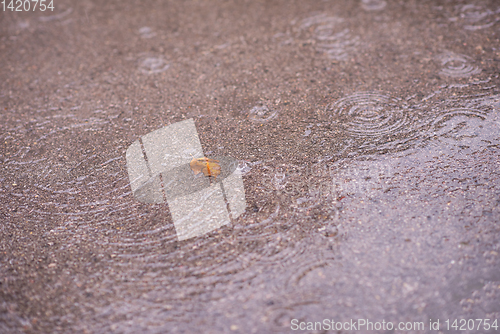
[1,0,500,333]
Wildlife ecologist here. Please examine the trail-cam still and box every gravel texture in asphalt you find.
[1,0,500,333]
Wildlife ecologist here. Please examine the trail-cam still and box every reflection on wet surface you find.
[1,0,500,332]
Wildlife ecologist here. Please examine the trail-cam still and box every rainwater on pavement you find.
[1,0,500,333]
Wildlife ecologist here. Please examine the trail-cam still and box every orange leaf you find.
[190,157,221,180]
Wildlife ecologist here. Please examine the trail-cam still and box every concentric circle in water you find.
[297,14,359,62]
[437,52,481,78]
[248,104,278,122]
[361,0,387,11]
[138,56,170,74]
[459,4,500,31]
[430,108,488,139]
[326,92,408,138]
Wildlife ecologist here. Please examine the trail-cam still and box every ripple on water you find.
[241,233,311,268]
[361,0,387,11]
[38,7,73,23]
[294,189,329,213]
[0,111,136,251]
[281,234,337,289]
[6,87,499,331]
[138,56,169,74]
[323,91,498,155]
[430,108,488,141]
[326,91,411,139]
[96,157,315,291]
[459,4,500,31]
[331,92,498,156]
[437,52,481,78]
[138,26,156,39]
[248,104,278,122]
[330,97,500,201]
[298,14,359,61]
[107,203,313,294]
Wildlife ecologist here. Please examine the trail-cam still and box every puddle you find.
[1,1,500,333]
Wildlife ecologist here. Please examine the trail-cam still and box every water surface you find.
[1,0,499,333]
